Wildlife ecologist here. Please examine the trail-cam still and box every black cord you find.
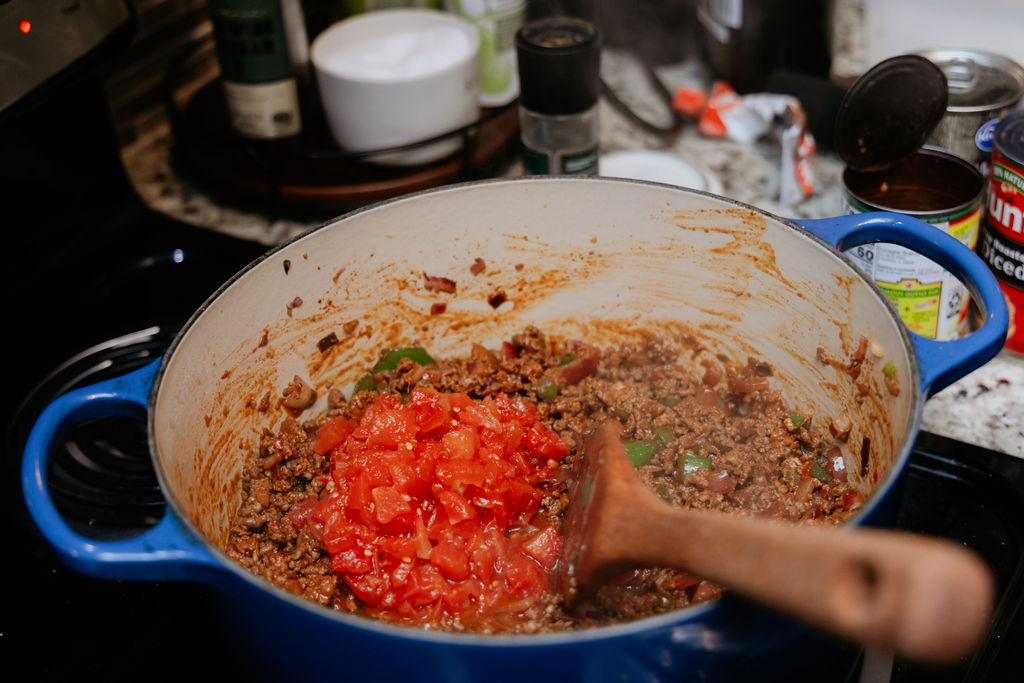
[600,60,685,138]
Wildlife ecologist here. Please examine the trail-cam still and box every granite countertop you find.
[115,49,1023,459]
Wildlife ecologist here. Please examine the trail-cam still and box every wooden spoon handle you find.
[628,502,994,662]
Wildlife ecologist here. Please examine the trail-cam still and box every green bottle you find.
[209,0,302,140]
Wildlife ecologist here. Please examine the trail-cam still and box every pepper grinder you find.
[515,16,601,176]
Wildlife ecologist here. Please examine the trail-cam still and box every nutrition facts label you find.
[842,201,980,340]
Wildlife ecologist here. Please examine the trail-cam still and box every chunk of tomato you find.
[502,553,547,596]
[312,416,352,455]
[520,526,562,571]
[430,539,471,582]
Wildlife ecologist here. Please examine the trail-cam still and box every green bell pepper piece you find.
[534,376,558,402]
[653,426,674,447]
[371,347,436,373]
[624,440,656,467]
[809,462,831,482]
[678,452,713,479]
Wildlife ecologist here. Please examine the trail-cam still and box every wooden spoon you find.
[557,423,995,664]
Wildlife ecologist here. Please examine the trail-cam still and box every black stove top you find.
[2,76,1022,683]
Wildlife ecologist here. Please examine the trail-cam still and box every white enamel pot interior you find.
[151,177,923,680]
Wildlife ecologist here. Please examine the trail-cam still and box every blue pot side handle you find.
[796,211,1009,396]
[21,359,222,583]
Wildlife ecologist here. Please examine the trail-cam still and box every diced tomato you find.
[371,485,412,525]
[435,487,476,525]
[286,494,318,530]
[358,399,418,448]
[312,416,352,455]
[430,539,471,581]
[520,526,562,571]
[522,422,569,460]
[331,546,374,575]
[346,473,375,521]
[320,521,373,555]
[314,390,565,624]
[502,552,547,596]
[506,479,542,519]
[469,529,500,583]
[436,458,487,489]
[443,577,483,612]
[458,399,502,433]
[441,425,479,460]
[408,390,450,434]
[346,572,388,604]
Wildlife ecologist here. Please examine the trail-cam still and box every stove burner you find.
[13,325,178,537]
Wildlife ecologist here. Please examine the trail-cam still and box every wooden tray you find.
[170,79,521,212]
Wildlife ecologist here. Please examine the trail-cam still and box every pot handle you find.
[795,211,1009,396]
[21,359,224,583]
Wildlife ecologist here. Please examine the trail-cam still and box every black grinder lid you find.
[835,54,949,171]
[515,16,601,116]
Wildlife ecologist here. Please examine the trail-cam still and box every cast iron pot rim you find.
[148,175,924,646]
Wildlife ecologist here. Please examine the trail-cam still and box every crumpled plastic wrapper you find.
[673,80,816,207]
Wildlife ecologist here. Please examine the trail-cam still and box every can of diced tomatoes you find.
[978,110,1024,354]
[842,147,986,340]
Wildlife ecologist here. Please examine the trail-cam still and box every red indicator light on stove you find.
[19,20,32,34]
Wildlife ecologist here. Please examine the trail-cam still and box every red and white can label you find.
[980,148,1024,353]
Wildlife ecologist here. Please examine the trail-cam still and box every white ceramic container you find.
[311,8,480,166]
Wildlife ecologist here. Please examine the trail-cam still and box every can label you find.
[975,117,1001,154]
[980,147,1024,353]
[222,79,301,139]
[842,200,980,340]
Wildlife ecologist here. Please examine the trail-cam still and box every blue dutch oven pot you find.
[22,178,1008,682]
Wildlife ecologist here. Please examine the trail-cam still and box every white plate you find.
[598,150,722,195]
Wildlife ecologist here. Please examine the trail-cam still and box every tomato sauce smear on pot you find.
[305,389,568,625]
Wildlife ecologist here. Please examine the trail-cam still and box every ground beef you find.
[226,326,860,631]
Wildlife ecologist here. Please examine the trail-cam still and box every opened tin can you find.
[978,110,1024,354]
[835,55,986,340]
[842,147,985,340]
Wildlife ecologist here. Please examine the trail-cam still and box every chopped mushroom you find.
[868,336,885,358]
[281,375,315,412]
[829,411,852,441]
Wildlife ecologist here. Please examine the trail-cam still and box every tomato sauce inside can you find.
[979,110,1024,355]
[842,147,985,340]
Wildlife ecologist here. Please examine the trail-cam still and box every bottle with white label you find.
[209,0,303,141]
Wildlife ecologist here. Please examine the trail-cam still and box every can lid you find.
[515,16,601,116]
[915,48,1024,113]
[834,55,948,172]
[994,110,1024,167]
